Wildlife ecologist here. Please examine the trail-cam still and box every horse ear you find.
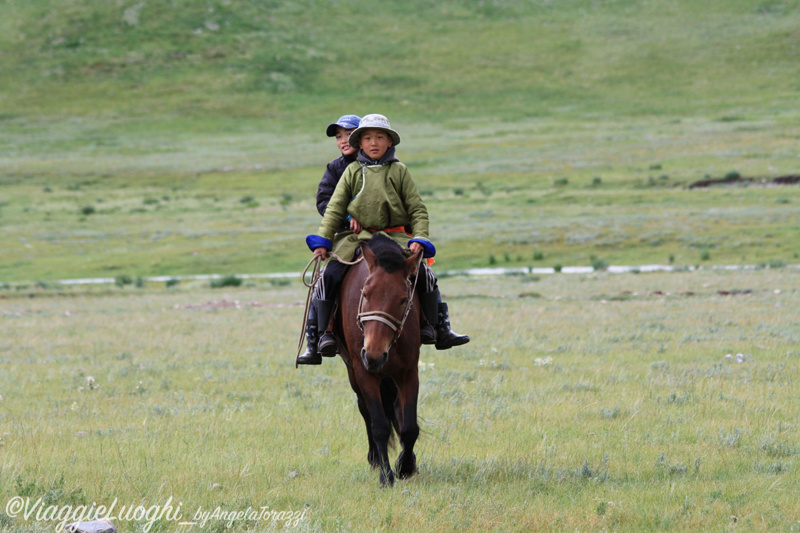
[362,243,377,273]
[404,248,422,280]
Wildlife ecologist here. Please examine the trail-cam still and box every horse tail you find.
[379,377,400,449]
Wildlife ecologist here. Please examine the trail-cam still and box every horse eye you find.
[400,297,408,305]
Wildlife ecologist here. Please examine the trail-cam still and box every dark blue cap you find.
[326,114,361,137]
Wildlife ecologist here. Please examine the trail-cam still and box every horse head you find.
[357,235,422,373]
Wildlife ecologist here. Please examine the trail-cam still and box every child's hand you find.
[349,218,363,233]
[313,247,328,260]
[409,242,424,256]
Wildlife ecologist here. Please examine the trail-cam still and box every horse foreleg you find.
[395,371,420,479]
[345,365,380,469]
[358,378,395,487]
[356,395,380,468]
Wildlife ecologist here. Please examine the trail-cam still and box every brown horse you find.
[334,233,423,487]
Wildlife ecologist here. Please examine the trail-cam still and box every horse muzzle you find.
[361,347,388,373]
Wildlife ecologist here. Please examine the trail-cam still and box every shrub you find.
[591,176,602,186]
[553,177,568,186]
[115,275,133,287]
[590,255,608,271]
[532,251,544,261]
[80,205,96,216]
[723,170,741,181]
[210,275,242,288]
[165,278,180,288]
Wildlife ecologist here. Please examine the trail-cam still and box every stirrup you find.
[318,332,338,356]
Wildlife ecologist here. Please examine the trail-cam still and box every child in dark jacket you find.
[298,114,468,366]
[297,115,362,365]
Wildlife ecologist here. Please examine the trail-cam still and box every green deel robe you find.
[311,160,434,261]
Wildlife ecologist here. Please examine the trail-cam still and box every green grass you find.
[1,2,800,529]
[1,270,799,531]
[1,1,799,281]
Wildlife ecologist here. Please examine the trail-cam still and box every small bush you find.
[532,251,544,261]
[723,171,741,181]
[165,278,180,288]
[143,197,159,205]
[80,205,96,216]
[453,188,465,196]
[553,264,562,273]
[590,255,608,271]
[553,177,568,186]
[210,275,242,288]
[591,176,602,186]
[115,275,133,287]
[700,250,711,261]
[279,193,293,208]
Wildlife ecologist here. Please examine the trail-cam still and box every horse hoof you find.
[380,470,395,487]
[368,449,381,469]
[397,451,417,479]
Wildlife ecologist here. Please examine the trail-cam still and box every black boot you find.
[297,299,321,365]
[419,287,439,345]
[435,302,470,350]
[316,298,338,357]
[296,322,321,365]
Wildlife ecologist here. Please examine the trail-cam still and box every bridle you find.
[356,256,421,350]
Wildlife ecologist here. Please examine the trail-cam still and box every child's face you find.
[334,126,357,156]
[359,129,393,161]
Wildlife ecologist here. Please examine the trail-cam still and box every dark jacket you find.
[316,153,357,216]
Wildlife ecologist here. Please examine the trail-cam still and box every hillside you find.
[2,0,799,123]
[0,1,799,282]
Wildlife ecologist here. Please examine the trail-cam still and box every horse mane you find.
[366,233,407,274]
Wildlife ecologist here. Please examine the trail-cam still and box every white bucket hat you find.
[348,114,401,148]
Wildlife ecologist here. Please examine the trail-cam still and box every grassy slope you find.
[0,0,799,281]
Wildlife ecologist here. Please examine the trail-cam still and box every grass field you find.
[1,269,799,531]
[2,0,800,530]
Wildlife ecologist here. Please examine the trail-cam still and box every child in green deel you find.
[305,114,469,357]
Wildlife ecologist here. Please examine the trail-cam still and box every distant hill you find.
[2,0,799,124]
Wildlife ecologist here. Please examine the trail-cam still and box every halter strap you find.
[356,254,422,349]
